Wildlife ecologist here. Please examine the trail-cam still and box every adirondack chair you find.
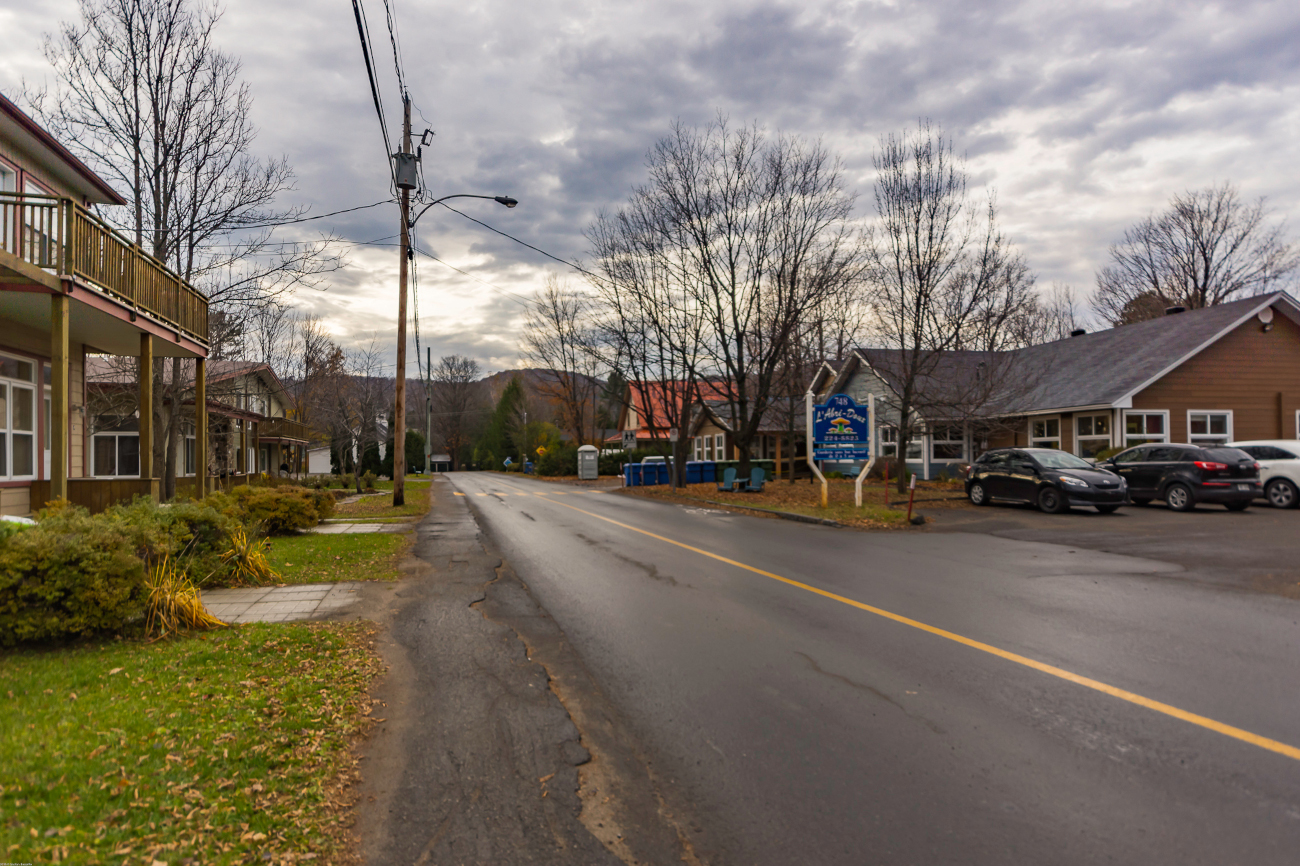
[716,466,738,492]
[741,467,766,492]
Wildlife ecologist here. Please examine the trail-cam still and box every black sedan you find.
[966,448,1127,514]
[1100,444,1260,511]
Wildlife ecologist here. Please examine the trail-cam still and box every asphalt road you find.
[450,472,1300,865]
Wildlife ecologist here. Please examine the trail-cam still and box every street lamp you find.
[391,181,517,506]
[409,194,517,230]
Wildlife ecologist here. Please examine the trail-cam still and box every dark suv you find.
[1101,444,1259,511]
[966,448,1127,513]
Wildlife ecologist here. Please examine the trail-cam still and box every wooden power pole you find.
[393,94,412,506]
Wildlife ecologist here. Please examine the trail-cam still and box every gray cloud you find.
[4,0,1299,373]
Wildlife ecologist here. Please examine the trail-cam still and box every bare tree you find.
[1093,182,1299,325]
[587,186,708,482]
[521,276,604,445]
[27,0,341,497]
[430,355,486,471]
[867,121,1039,491]
[590,117,865,479]
[318,339,390,493]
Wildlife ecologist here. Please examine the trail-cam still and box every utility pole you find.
[392,93,412,506]
[425,346,432,474]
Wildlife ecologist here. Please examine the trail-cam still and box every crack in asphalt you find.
[796,651,946,735]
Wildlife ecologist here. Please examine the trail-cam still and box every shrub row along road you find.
[447,472,1300,865]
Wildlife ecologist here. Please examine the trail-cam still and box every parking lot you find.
[929,499,1300,599]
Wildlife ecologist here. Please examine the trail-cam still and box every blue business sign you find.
[813,394,870,461]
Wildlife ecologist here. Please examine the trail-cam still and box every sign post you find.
[809,392,874,509]
[854,394,876,508]
[805,390,827,508]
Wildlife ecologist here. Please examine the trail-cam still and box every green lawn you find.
[263,532,408,584]
[332,481,430,521]
[0,622,381,864]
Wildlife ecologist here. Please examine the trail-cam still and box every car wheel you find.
[1225,501,1251,512]
[1095,504,1120,514]
[968,482,989,506]
[1131,498,1151,506]
[1265,478,1299,509]
[1038,486,1069,514]
[1165,483,1195,512]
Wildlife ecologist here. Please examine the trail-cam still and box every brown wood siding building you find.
[1130,313,1300,442]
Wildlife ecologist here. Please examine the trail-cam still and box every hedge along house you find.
[0,94,210,515]
[817,292,1300,479]
[85,358,317,483]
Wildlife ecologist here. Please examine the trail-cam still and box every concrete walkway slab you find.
[309,522,411,534]
[203,581,365,623]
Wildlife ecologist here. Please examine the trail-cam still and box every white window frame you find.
[1029,415,1062,450]
[714,433,725,461]
[929,425,966,462]
[1122,410,1170,447]
[91,432,141,478]
[0,351,39,481]
[1075,413,1113,459]
[1187,410,1233,445]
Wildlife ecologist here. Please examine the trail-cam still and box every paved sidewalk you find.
[203,582,364,623]
[309,522,412,534]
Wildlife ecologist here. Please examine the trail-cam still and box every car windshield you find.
[1032,451,1093,470]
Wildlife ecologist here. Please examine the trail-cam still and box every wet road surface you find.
[450,472,1300,865]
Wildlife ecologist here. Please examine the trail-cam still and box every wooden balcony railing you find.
[0,191,209,346]
[259,417,317,442]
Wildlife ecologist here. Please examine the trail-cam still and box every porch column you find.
[195,358,208,499]
[50,292,70,502]
[138,334,153,480]
[253,421,261,475]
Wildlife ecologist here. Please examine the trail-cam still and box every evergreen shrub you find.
[0,504,148,646]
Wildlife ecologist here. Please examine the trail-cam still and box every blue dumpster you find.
[626,463,642,486]
[656,463,670,485]
[700,461,716,483]
[685,462,702,484]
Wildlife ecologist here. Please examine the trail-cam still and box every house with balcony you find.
[815,292,1300,479]
[85,358,319,484]
[0,93,210,515]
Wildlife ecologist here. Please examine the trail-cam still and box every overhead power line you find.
[437,202,606,283]
[233,199,394,230]
[350,0,395,183]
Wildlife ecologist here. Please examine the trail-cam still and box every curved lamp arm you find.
[409,193,517,229]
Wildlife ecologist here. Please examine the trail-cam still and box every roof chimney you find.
[1165,305,1186,316]
[1070,328,1087,337]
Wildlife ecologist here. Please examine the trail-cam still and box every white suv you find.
[1227,440,1300,508]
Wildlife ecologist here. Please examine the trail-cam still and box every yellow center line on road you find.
[454,492,465,496]
[547,497,1300,763]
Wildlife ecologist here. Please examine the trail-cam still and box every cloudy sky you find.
[4,0,1299,376]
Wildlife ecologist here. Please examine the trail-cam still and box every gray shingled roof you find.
[856,292,1295,415]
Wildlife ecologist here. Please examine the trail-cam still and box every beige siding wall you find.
[1,485,31,517]
[0,136,83,200]
[0,319,88,489]
[1131,312,1300,442]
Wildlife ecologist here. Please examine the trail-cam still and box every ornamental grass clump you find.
[144,554,224,637]
[221,526,281,585]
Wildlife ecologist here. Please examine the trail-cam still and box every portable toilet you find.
[577,445,599,480]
